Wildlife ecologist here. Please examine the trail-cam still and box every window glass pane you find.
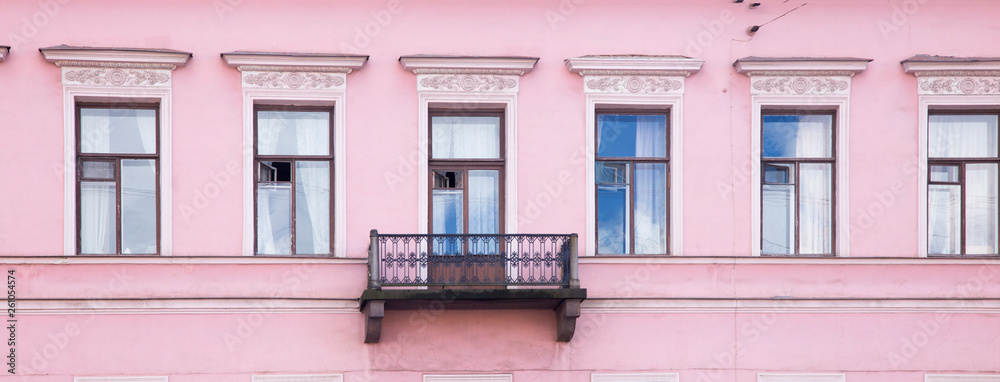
[431,116,500,159]
[259,161,291,182]
[965,163,998,255]
[762,184,795,254]
[121,160,157,254]
[928,184,962,255]
[468,170,499,235]
[80,108,156,154]
[257,184,292,255]
[596,114,667,158]
[764,164,794,184]
[433,170,463,188]
[634,163,667,254]
[295,161,330,255]
[597,162,629,184]
[258,111,330,156]
[762,114,833,158]
[799,163,833,254]
[81,160,115,180]
[432,189,464,255]
[930,165,960,183]
[929,114,998,158]
[80,181,117,254]
[597,184,629,254]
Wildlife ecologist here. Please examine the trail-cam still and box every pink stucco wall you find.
[1,0,999,380]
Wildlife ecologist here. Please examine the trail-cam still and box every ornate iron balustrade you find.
[367,230,579,288]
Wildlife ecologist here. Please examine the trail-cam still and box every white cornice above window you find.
[565,55,703,95]
[0,46,9,63]
[40,45,191,70]
[734,56,872,77]
[902,55,1000,95]
[400,55,537,93]
[221,51,368,73]
[735,57,871,96]
[399,55,539,76]
[221,51,368,91]
[565,55,704,77]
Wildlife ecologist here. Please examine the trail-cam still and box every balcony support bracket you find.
[556,299,582,342]
[363,299,384,344]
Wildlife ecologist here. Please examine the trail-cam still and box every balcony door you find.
[428,111,505,285]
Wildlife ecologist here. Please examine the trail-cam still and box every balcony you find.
[359,230,587,343]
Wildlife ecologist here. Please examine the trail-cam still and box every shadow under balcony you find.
[359,230,587,343]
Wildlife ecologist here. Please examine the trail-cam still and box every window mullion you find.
[116,158,123,255]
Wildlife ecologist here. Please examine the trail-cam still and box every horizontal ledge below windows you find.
[578,255,1000,265]
[0,256,368,265]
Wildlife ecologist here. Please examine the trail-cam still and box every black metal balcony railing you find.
[367,230,579,288]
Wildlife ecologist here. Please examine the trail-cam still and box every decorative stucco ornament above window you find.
[399,55,539,93]
[734,56,871,96]
[902,55,1000,95]
[564,55,704,94]
[39,45,192,88]
[221,51,368,92]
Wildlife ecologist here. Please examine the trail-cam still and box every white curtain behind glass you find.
[928,116,999,254]
[80,111,114,254]
[431,117,500,159]
[796,122,832,254]
[295,162,330,254]
[634,116,667,157]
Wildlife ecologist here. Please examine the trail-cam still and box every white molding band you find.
[582,298,1000,314]
[20,298,359,316]
[222,52,368,257]
[19,297,1000,316]
[424,375,513,382]
[926,375,1000,382]
[252,375,344,382]
[0,255,368,265]
[735,57,871,257]
[903,56,1000,257]
[566,55,704,256]
[41,46,192,257]
[401,56,537,237]
[578,255,1000,265]
[592,373,679,382]
[75,377,168,382]
[758,374,845,382]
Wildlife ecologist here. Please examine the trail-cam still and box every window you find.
[757,374,845,382]
[591,373,678,382]
[925,375,1000,382]
[252,375,343,382]
[595,110,669,255]
[253,106,333,256]
[424,375,512,382]
[927,112,1000,256]
[428,110,505,239]
[75,378,167,382]
[760,112,835,256]
[76,104,160,255]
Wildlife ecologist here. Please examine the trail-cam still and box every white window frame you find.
[902,56,1000,257]
[222,52,368,257]
[75,377,168,382]
[566,56,703,256]
[252,375,344,382]
[424,374,513,382]
[758,373,845,382]
[736,57,871,257]
[592,372,679,382]
[41,46,191,257]
[400,56,538,236]
[926,375,1000,382]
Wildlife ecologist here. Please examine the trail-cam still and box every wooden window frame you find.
[252,105,335,256]
[760,109,837,256]
[427,109,506,235]
[594,109,670,256]
[926,110,1000,257]
[75,102,161,256]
